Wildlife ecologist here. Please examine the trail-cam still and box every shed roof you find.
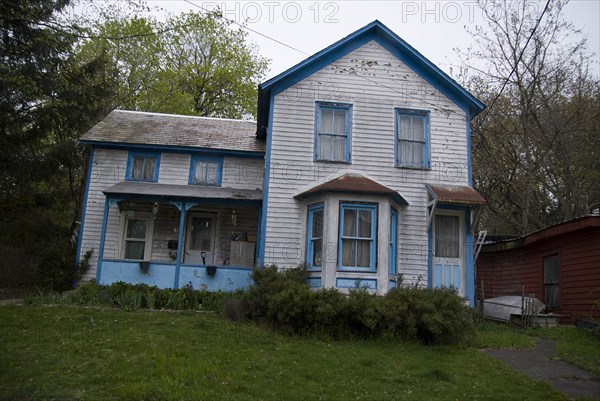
[81,110,265,153]
[103,182,262,201]
[426,184,486,206]
[294,173,408,205]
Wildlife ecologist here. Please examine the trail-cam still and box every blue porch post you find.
[96,198,113,282]
[173,202,187,289]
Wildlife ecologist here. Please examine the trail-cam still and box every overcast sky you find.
[77,0,600,80]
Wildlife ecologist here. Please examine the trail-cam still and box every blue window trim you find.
[389,207,397,276]
[306,203,324,271]
[338,203,377,272]
[394,108,430,169]
[314,101,352,163]
[126,151,160,182]
[188,156,223,186]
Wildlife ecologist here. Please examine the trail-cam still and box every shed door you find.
[433,211,465,296]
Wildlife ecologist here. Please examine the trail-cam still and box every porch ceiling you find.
[426,184,486,206]
[103,182,262,201]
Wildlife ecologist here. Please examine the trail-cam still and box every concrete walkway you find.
[0,298,23,306]
[483,338,600,399]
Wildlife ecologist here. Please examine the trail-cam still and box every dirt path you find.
[482,338,600,399]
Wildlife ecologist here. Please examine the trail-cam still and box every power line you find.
[473,0,553,133]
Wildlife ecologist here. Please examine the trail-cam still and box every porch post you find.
[96,197,111,282]
[173,202,187,289]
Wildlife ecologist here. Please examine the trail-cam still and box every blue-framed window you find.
[389,208,397,276]
[338,203,377,271]
[306,203,324,270]
[315,102,352,162]
[126,152,160,182]
[189,156,223,186]
[395,109,430,169]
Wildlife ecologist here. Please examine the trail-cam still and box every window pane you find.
[343,209,357,237]
[543,255,560,283]
[320,109,334,133]
[126,219,147,239]
[333,135,345,161]
[142,158,155,180]
[312,239,322,266]
[319,134,332,160]
[412,116,424,141]
[125,241,145,260]
[312,210,323,238]
[358,210,371,237]
[190,217,213,250]
[357,239,371,267]
[205,162,218,184]
[400,141,411,164]
[412,142,424,165]
[342,238,356,266]
[399,115,411,140]
[333,109,346,135]
[435,215,459,258]
[132,158,144,179]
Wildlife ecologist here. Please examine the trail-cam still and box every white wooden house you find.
[77,21,485,304]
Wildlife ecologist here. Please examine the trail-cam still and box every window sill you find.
[337,267,377,273]
[314,159,352,165]
[125,178,158,183]
[395,165,430,171]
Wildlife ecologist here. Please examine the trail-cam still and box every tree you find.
[459,0,600,235]
[77,10,269,119]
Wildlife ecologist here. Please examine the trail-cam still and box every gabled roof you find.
[294,173,408,205]
[256,20,485,138]
[81,110,265,154]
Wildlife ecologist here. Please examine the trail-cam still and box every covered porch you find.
[96,182,261,290]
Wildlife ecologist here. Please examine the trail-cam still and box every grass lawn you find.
[0,305,589,401]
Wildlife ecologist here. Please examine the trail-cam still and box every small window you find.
[122,215,153,260]
[306,203,324,270]
[338,203,377,271]
[543,254,560,309]
[189,156,223,186]
[315,102,352,163]
[126,152,160,182]
[395,109,429,169]
[435,215,459,258]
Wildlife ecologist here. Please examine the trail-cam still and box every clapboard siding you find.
[80,147,263,280]
[477,222,600,324]
[264,41,469,288]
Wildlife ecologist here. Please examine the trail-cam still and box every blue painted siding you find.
[100,261,176,288]
[178,265,253,291]
[306,277,322,288]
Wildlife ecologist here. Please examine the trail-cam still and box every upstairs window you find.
[306,203,324,270]
[395,109,430,169]
[338,203,377,271]
[315,102,352,163]
[126,152,160,182]
[189,156,223,186]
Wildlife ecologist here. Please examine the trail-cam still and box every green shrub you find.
[243,265,474,345]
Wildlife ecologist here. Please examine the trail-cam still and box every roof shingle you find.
[81,110,265,153]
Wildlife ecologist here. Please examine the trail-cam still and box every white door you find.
[433,211,465,295]
[185,212,218,265]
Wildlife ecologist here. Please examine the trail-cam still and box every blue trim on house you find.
[257,92,275,266]
[79,140,265,159]
[188,156,224,186]
[257,20,485,136]
[336,278,378,290]
[306,203,324,271]
[125,151,160,182]
[75,146,95,269]
[427,224,433,289]
[314,102,353,163]
[306,277,322,288]
[466,111,473,186]
[389,207,397,276]
[96,198,111,282]
[174,202,187,289]
[389,280,397,289]
[337,203,378,272]
[394,108,431,169]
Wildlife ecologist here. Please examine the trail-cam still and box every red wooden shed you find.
[476,215,600,324]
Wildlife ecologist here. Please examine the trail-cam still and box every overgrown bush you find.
[244,265,474,345]
[35,246,92,292]
[65,281,239,312]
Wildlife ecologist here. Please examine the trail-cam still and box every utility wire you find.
[473,0,552,133]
